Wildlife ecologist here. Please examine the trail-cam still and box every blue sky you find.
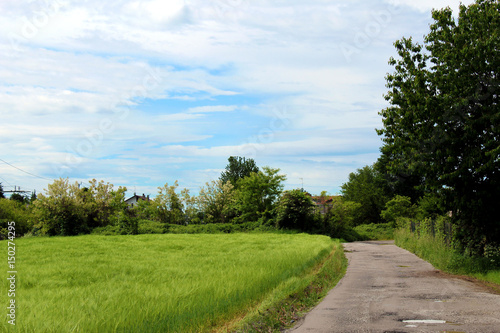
[0,0,473,198]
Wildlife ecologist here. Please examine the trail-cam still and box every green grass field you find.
[1,233,337,332]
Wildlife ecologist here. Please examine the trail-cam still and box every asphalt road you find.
[287,241,500,333]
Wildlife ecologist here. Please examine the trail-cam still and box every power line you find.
[0,175,13,187]
[0,158,51,181]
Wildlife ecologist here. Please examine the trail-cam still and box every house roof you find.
[311,195,339,205]
[125,194,150,203]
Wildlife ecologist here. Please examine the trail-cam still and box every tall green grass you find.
[353,223,394,240]
[395,228,500,287]
[1,233,334,332]
[232,239,347,332]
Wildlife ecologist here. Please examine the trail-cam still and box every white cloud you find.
[187,105,239,113]
[158,113,203,121]
[390,0,476,13]
[1,0,462,195]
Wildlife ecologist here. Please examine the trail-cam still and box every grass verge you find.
[394,228,500,289]
[225,239,347,332]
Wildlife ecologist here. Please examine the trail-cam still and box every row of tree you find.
[0,157,299,236]
[0,156,378,239]
[342,0,499,256]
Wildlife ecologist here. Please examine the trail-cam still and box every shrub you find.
[164,221,267,234]
[0,198,34,238]
[353,223,394,240]
[275,190,315,232]
[33,178,127,236]
[323,198,361,237]
[380,195,416,227]
[110,211,139,235]
[138,220,165,234]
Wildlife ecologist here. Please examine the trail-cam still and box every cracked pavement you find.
[287,241,500,333]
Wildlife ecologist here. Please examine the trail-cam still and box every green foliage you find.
[220,156,259,188]
[130,197,157,221]
[0,198,34,238]
[9,193,28,204]
[0,183,4,199]
[395,223,500,277]
[275,189,315,231]
[416,193,446,220]
[110,210,139,235]
[33,178,127,236]
[380,195,416,226]
[165,221,273,234]
[236,167,286,222]
[472,270,500,287]
[353,223,395,241]
[30,191,37,203]
[323,198,362,237]
[154,181,184,224]
[180,187,199,223]
[340,165,389,225]
[198,179,236,223]
[378,0,500,254]
[375,156,424,203]
[137,219,165,234]
[0,234,334,332]
[234,240,347,332]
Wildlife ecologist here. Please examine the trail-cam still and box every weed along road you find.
[288,241,500,333]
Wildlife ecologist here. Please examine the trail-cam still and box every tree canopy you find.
[377,0,500,253]
[236,167,286,222]
[220,156,259,188]
[341,165,389,225]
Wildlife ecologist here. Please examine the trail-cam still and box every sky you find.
[0,0,474,199]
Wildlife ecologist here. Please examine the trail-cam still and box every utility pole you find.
[4,186,30,194]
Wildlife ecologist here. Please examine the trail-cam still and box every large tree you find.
[341,165,389,225]
[236,167,286,222]
[220,156,259,188]
[377,0,500,254]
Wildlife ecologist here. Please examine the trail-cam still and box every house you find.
[125,193,150,208]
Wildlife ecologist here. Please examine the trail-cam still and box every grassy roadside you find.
[352,223,394,241]
[394,228,500,290]
[226,239,347,332]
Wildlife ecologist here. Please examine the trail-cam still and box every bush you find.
[416,193,446,220]
[323,198,361,237]
[110,211,139,235]
[33,178,127,236]
[353,223,394,240]
[275,190,315,232]
[380,195,416,227]
[164,221,270,234]
[91,225,122,235]
[138,220,165,234]
[0,198,34,238]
